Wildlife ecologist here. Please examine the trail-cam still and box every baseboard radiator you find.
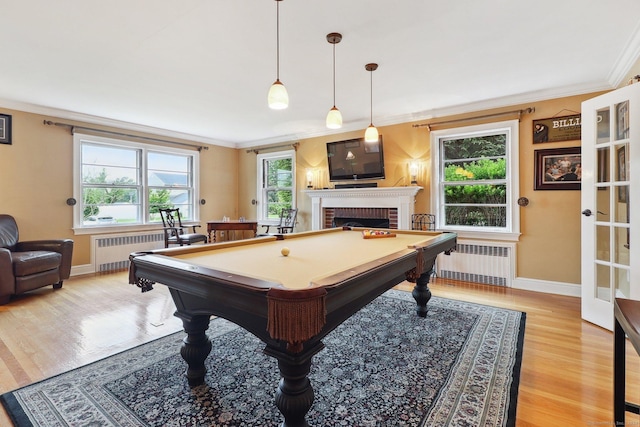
[436,240,515,287]
[92,231,165,273]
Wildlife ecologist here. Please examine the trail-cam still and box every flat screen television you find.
[326,136,385,181]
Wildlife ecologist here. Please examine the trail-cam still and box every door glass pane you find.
[596,264,611,302]
[614,226,630,265]
[597,107,610,143]
[615,186,629,223]
[596,225,610,262]
[597,147,609,183]
[615,143,629,182]
[614,267,630,299]
[615,101,629,141]
[596,187,610,220]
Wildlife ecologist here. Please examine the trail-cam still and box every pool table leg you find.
[411,269,434,318]
[177,313,212,387]
[265,343,324,427]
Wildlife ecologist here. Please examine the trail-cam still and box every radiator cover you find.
[437,240,515,287]
[92,231,165,273]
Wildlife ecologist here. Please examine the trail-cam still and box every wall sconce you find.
[409,161,420,185]
[306,169,314,188]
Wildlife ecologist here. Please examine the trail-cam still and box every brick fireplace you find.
[304,187,422,230]
[324,207,396,229]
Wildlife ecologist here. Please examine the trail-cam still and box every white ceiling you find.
[2,1,640,148]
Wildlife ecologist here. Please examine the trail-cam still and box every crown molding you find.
[1,78,617,151]
[0,98,236,148]
[608,20,640,87]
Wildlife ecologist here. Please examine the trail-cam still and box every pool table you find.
[129,226,456,427]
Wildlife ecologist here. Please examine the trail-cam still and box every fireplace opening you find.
[333,217,390,228]
[324,207,397,229]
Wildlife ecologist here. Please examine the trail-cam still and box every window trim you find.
[430,120,520,241]
[73,133,200,234]
[256,149,296,224]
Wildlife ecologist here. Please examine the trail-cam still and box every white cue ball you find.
[281,247,290,257]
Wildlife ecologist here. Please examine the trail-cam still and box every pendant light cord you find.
[276,1,280,80]
[332,42,336,107]
[369,68,373,125]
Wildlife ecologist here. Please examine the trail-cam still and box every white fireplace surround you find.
[304,186,423,230]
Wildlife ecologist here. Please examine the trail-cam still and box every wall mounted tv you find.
[326,136,385,181]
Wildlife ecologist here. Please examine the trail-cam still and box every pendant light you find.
[326,32,343,129]
[268,0,288,110]
[364,63,379,142]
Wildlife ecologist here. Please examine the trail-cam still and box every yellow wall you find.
[239,92,613,285]
[0,108,238,267]
[2,86,633,286]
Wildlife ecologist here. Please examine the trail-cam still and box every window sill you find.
[72,224,163,236]
[442,230,521,242]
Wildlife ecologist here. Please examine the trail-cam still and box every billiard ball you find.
[281,247,290,257]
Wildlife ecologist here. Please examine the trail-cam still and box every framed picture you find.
[534,146,581,190]
[532,114,581,143]
[617,145,628,202]
[616,101,629,140]
[0,114,11,145]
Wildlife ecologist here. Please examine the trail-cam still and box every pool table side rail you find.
[128,229,456,354]
[129,252,280,293]
[129,229,455,296]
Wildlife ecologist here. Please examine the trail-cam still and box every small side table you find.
[206,220,258,243]
[614,298,640,424]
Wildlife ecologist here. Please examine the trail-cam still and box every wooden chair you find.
[262,208,298,234]
[412,213,437,277]
[411,213,436,231]
[159,208,208,248]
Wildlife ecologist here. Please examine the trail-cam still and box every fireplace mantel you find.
[304,186,423,230]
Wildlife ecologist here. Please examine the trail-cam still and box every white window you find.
[256,150,296,222]
[431,120,520,240]
[73,133,199,232]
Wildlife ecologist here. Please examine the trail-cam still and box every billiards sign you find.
[533,114,581,143]
[0,113,11,145]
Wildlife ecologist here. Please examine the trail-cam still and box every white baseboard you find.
[68,263,580,298]
[512,276,580,297]
[71,264,94,276]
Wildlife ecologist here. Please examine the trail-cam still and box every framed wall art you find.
[0,114,11,145]
[532,114,581,143]
[534,146,581,190]
[617,145,628,202]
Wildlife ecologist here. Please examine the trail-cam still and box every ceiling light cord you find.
[332,41,336,107]
[369,67,373,124]
[275,0,280,80]
[364,63,379,142]
[325,32,343,129]
[268,0,288,110]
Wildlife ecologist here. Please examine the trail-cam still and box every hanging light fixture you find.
[364,63,379,142]
[326,32,343,129]
[268,0,288,110]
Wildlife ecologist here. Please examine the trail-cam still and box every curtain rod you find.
[43,120,209,151]
[246,142,299,154]
[412,107,535,131]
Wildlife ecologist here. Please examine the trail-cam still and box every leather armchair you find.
[0,214,74,305]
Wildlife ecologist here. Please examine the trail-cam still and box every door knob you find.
[581,209,592,217]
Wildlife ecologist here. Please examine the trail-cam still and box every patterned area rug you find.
[1,290,525,426]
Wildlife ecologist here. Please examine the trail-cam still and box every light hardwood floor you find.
[1,272,639,426]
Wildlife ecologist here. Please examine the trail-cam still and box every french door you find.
[581,83,639,330]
